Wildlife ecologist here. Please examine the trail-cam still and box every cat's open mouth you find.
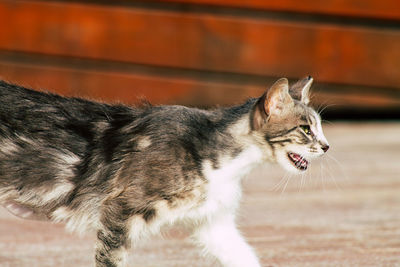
[288,152,308,171]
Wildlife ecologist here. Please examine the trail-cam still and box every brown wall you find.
[0,0,400,116]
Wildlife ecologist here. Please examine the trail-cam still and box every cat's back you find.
[0,80,114,121]
[0,80,137,138]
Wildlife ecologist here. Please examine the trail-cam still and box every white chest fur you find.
[198,145,263,218]
[128,145,264,240]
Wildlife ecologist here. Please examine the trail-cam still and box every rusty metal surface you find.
[0,122,399,267]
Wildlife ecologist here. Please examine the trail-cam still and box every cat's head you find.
[251,76,329,173]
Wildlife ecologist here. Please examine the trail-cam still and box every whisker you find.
[280,174,292,196]
[315,100,331,113]
[322,119,334,125]
[320,160,326,192]
[308,164,315,189]
[323,156,344,191]
[326,153,350,183]
[317,103,338,116]
[299,171,305,192]
[271,171,291,192]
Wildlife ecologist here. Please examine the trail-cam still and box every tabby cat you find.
[0,76,328,267]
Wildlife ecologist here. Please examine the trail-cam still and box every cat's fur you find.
[0,77,328,267]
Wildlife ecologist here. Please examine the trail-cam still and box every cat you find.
[0,76,328,267]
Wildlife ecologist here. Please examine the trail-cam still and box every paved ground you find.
[0,122,399,267]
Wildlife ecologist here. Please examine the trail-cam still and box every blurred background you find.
[0,0,400,118]
[0,1,400,267]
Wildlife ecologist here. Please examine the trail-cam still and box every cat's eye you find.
[300,125,312,135]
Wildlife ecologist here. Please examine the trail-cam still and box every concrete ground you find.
[0,122,399,267]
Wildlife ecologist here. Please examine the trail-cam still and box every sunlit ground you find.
[0,122,399,267]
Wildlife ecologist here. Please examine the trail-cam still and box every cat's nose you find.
[322,144,330,153]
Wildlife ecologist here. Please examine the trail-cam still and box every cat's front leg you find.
[94,213,130,267]
[193,213,261,267]
[95,225,129,267]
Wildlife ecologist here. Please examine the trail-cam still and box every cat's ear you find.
[252,78,293,129]
[289,76,313,104]
[266,78,294,116]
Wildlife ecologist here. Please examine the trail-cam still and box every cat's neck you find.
[214,99,271,155]
[200,99,270,177]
